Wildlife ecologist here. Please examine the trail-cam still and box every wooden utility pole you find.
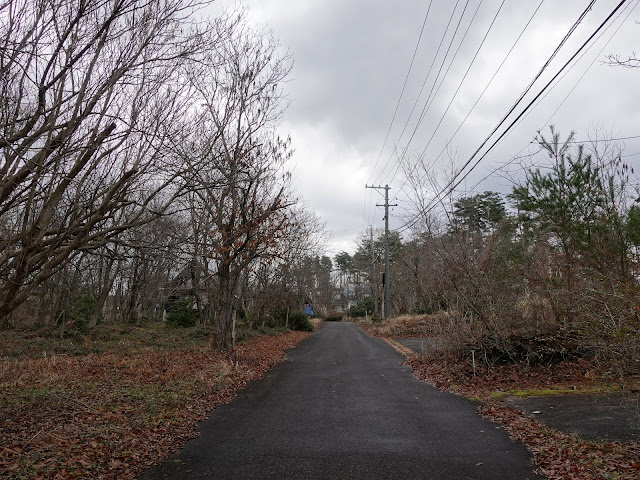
[365,184,396,319]
[370,226,378,316]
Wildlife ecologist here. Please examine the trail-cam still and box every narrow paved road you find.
[140,323,539,479]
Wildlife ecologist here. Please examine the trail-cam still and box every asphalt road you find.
[139,322,540,479]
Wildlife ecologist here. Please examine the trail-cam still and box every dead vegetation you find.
[0,324,311,479]
[366,313,640,479]
[362,313,458,338]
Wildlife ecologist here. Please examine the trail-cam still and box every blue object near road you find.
[304,303,313,316]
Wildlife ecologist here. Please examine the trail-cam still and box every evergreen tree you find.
[450,191,506,235]
[510,127,629,286]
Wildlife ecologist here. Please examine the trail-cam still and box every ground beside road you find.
[0,324,311,479]
[364,322,640,480]
[393,337,639,442]
[140,322,540,480]
[500,392,639,443]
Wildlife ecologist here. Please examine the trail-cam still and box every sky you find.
[208,0,640,256]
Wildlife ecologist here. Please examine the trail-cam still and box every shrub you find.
[67,294,97,330]
[165,297,198,328]
[413,297,447,315]
[325,313,343,322]
[288,311,313,331]
[349,297,374,318]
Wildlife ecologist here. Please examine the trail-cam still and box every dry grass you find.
[309,317,324,328]
[0,324,311,479]
[361,312,461,338]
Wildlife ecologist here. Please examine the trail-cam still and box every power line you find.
[366,0,433,186]
[406,0,603,219]
[368,0,464,191]
[364,1,435,231]
[390,0,508,188]
[391,0,545,204]
[377,0,477,188]
[565,134,640,143]
[387,0,488,187]
[508,0,639,142]
[466,0,639,194]
[436,0,598,195]
[446,0,630,196]
[395,0,631,235]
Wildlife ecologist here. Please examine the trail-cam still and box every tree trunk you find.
[212,265,234,351]
[89,257,116,328]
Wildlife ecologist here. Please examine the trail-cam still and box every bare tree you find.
[179,17,306,349]
[604,52,640,68]
[241,208,329,325]
[0,0,231,323]
[604,20,639,68]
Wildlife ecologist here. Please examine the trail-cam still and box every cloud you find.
[284,120,371,254]
[211,0,640,256]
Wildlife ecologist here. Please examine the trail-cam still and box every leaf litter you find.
[0,329,310,479]
[407,353,640,479]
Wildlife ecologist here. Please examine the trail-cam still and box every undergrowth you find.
[0,326,311,479]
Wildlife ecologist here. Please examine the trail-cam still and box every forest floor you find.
[360,316,640,480]
[0,322,313,480]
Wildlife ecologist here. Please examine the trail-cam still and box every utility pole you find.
[370,225,378,317]
[365,184,396,319]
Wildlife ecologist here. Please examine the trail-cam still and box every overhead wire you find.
[414,0,507,167]
[395,0,631,235]
[444,0,629,197]
[507,0,639,144]
[433,0,598,196]
[368,0,464,192]
[384,0,486,226]
[567,134,640,143]
[365,0,434,186]
[363,1,435,231]
[375,0,475,188]
[389,0,511,193]
[375,0,481,227]
[387,0,488,187]
[466,0,639,194]
[390,0,545,207]
[395,0,617,234]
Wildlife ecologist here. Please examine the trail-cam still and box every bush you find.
[413,297,447,315]
[66,294,97,330]
[349,297,374,318]
[165,297,198,328]
[325,313,343,322]
[288,311,313,331]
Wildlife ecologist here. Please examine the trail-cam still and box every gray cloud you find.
[213,0,640,253]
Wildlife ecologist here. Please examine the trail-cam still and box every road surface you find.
[139,322,539,479]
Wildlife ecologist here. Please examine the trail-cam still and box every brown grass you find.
[0,326,311,479]
[360,312,461,338]
[369,313,640,480]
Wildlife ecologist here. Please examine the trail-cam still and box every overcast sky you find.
[209,0,640,256]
